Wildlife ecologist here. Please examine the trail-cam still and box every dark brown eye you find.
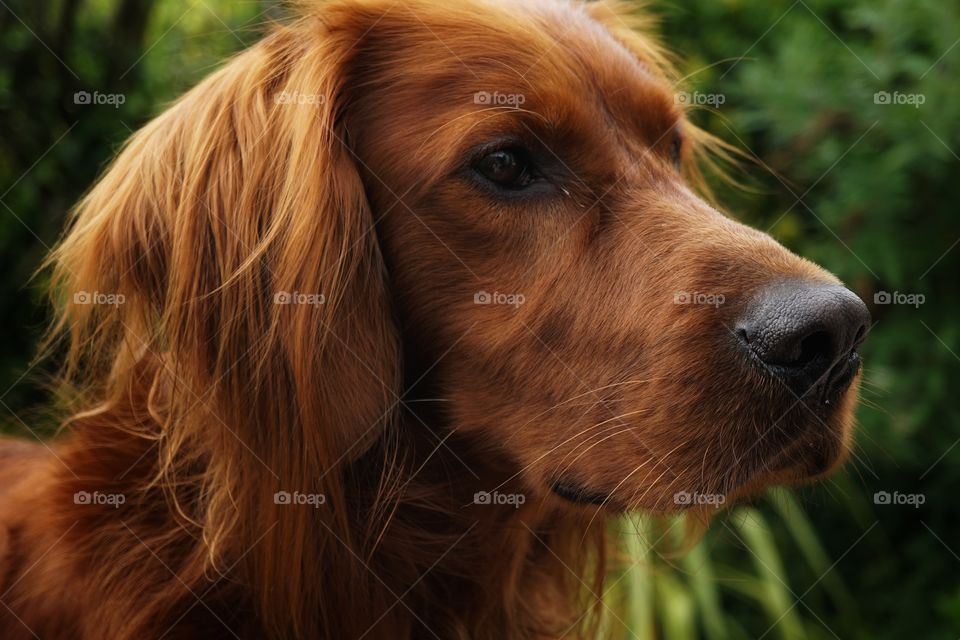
[474,149,534,188]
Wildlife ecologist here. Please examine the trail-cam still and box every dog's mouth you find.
[550,478,614,507]
[557,398,856,511]
[543,352,862,514]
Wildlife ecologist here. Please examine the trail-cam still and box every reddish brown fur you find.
[0,0,861,638]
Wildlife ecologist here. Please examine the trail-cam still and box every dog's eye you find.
[474,149,536,189]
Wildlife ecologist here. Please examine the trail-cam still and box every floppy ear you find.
[48,14,400,635]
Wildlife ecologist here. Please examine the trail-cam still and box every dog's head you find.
[330,0,870,512]
[50,0,868,631]
[54,0,869,514]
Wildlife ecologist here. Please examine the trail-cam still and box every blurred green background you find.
[0,0,957,638]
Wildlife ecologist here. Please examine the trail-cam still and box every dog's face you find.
[337,0,870,512]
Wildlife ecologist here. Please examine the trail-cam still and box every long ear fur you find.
[45,14,400,638]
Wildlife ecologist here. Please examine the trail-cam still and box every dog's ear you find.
[52,19,399,451]
[48,17,400,630]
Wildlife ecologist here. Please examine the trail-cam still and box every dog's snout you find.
[736,280,870,398]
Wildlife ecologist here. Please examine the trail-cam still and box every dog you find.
[0,0,870,637]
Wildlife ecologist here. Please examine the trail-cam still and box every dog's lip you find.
[764,435,844,481]
[756,410,849,479]
[821,352,861,402]
[550,478,614,507]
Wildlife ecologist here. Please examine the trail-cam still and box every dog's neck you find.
[365,420,598,638]
[44,383,602,639]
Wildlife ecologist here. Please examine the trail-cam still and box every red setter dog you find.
[0,0,869,637]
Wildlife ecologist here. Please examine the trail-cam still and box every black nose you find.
[736,280,870,399]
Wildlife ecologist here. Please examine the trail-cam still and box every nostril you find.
[791,330,832,368]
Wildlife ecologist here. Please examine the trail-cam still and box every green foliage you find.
[607,498,854,640]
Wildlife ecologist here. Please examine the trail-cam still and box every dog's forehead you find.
[549,7,679,132]
[468,0,683,142]
[458,0,680,133]
[342,0,678,114]
[502,4,667,79]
